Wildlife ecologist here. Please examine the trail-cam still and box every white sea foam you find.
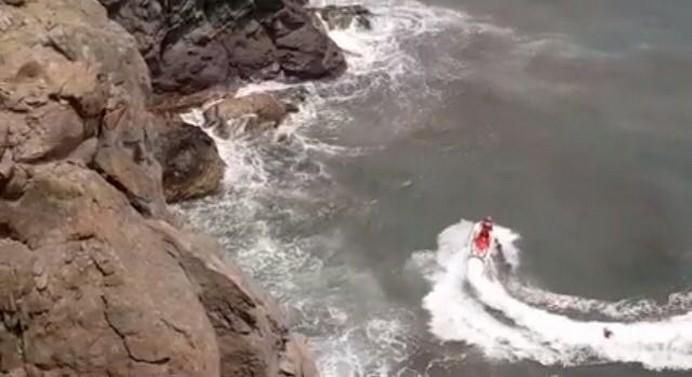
[310,0,502,98]
[421,219,692,371]
[506,280,692,322]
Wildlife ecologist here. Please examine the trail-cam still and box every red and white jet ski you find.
[469,216,499,260]
[466,217,513,283]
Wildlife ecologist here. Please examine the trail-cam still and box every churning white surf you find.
[420,219,692,371]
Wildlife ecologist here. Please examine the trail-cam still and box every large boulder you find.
[260,1,346,79]
[0,164,221,376]
[0,163,315,377]
[0,1,320,376]
[0,0,166,217]
[202,93,296,139]
[150,116,226,202]
[98,0,346,94]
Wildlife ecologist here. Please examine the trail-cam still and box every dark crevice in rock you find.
[1,297,28,370]
[66,232,96,243]
[101,0,126,20]
[0,222,24,244]
[89,255,113,278]
[160,317,196,350]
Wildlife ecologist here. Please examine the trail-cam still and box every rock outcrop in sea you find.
[0,0,344,375]
[99,0,347,94]
[202,93,298,140]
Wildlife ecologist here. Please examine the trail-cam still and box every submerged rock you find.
[270,85,311,105]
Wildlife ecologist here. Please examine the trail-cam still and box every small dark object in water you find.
[603,327,613,339]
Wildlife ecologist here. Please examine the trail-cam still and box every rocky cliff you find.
[0,0,325,375]
[98,0,346,94]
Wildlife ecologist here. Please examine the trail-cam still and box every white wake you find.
[420,219,692,371]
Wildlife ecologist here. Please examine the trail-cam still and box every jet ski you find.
[468,216,499,261]
[466,216,514,279]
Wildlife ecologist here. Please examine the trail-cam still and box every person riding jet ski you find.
[469,217,512,278]
[474,217,493,252]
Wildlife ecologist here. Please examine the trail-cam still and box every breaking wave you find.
[419,219,692,371]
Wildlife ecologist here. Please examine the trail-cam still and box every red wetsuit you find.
[474,227,492,255]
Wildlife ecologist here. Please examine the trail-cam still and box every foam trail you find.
[506,280,692,321]
[421,220,551,362]
[422,219,692,371]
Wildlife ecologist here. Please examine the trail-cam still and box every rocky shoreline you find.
[0,0,370,375]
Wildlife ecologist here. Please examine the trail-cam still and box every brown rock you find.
[150,117,225,203]
[0,239,33,374]
[263,2,347,79]
[281,335,320,377]
[0,123,7,155]
[148,220,318,377]
[149,85,237,114]
[0,162,28,201]
[0,1,322,376]
[154,27,234,94]
[50,61,109,122]
[93,105,168,218]
[203,93,292,139]
[0,147,12,184]
[0,163,221,376]
[13,102,85,163]
[220,20,281,79]
[67,137,98,165]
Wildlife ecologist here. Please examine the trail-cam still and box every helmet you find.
[483,216,493,223]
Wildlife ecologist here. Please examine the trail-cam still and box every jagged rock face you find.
[98,0,347,94]
[0,164,221,376]
[0,0,166,216]
[0,0,319,376]
[0,163,313,377]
